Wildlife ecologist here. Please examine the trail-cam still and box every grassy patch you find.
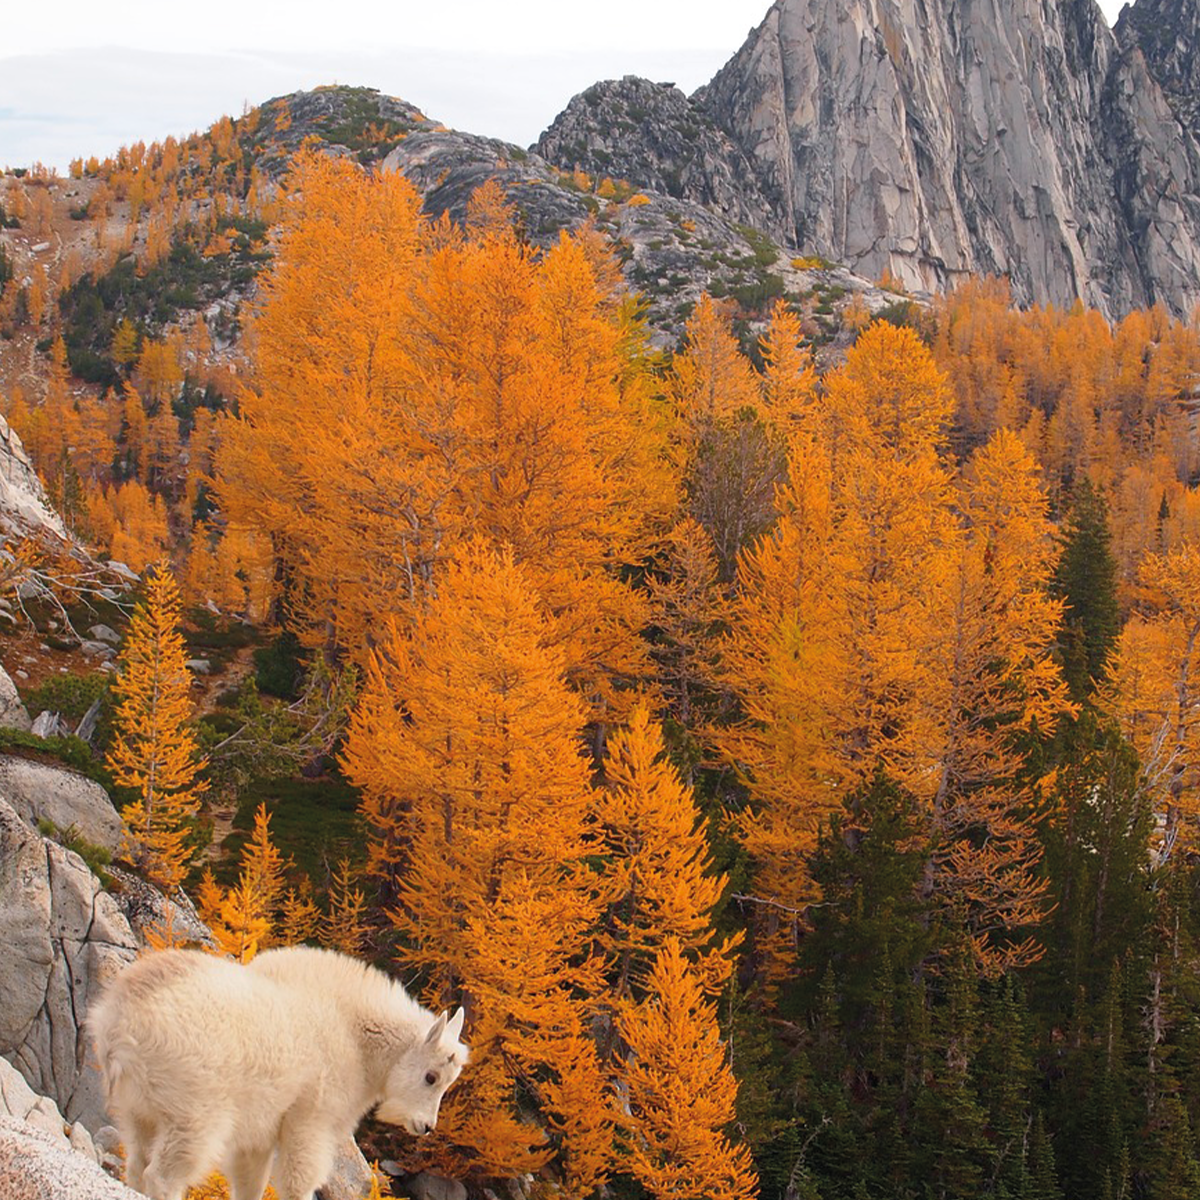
[37,817,114,886]
[219,772,365,890]
[0,726,112,785]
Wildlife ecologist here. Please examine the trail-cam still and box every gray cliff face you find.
[0,414,66,541]
[534,77,783,239]
[1103,0,1200,312]
[655,0,1200,316]
[695,0,1112,308]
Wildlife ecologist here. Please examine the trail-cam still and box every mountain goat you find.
[90,946,467,1200]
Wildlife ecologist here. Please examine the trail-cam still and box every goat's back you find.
[91,949,349,1136]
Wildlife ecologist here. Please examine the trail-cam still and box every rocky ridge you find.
[372,103,912,344]
[532,0,1200,318]
[535,76,782,239]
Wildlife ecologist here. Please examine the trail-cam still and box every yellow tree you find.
[717,323,956,963]
[645,518,727,760]
[757,298,818,439]
[672,297,784,582]
[201,802,287,962]
[671,294,760,434]
[107,564,205,890]
[216,152,670,714]
[1106,542,1200,852]
[921,428,1070,971]
[597,706,737,997]
[319,860,369,956]
[342,541,610,1189]
[619,939,758,1200]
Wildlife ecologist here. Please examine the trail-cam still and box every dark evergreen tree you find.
[910,950,992,1199]
[1144,1095,1200,1199]
[1037,714,1153,1002]
[976,976,1034,1194]
[1052,478,1121,702]
[1023,1111,1065,1200]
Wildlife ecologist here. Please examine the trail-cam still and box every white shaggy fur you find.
[89,946,467,1200]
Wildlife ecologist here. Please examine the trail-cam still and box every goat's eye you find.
[425,1071,438,1086]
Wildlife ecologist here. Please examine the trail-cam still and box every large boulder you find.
[0,1116,139,1200]
[0,413,67,540]
[0,799,54,1052]
[0,665,31,732]
[0,797,137,1133]
[0,755,125,854]
[0,1057,98,1163]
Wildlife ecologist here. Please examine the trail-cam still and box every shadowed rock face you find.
[689,0,1200,316]
[0,797,137,1134]
[534,76,783,239]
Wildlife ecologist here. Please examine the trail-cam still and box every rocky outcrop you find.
[0,665,31,732]
[0,1057,99,1164]
[0,797,137,1133]
[0,1116,139,1200]
[0,413,67,541]
[689,0,1200,316]
[379,120,906,342]
[535,76,782,237]
[247,85,438,177]
[105,865,215,949]
[0,755,125,854]
[1101,0,1200,316]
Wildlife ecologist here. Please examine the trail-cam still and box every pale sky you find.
[1,0,1131,172]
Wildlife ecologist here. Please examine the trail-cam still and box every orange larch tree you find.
[921,428,1071,971]
[718,323,1068,973]
[717,323,957,964]
[106,564,205,891]
[645,517,727,766]
[342,541,610,1190]
[618,938,758,1200]
[201,802,287,962]
[216,152,672,716]
[597,705,737,998]
[1106,542,1200,855]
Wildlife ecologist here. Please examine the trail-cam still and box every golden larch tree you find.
[216,152,671,715]
[598,705,737,997]
[618,938,758,1200]
[645,517,727,757]
[200,803,287,962]
[718,324,1068,973]
[718,324,957,962]
[342,541,610,1189]
[107,564,205,891]
[1106,542,1200,853]
[921,428,1070,971]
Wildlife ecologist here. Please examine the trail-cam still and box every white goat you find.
[90,946,467,1200]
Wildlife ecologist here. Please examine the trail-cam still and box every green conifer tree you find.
[1053,479,1121,702]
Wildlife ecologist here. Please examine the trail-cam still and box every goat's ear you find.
[425,1011,448,1046]
[447,1007,465,1041]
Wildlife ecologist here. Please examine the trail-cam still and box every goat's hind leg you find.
[113,1110,155,1192]
[139,1120,215,1200]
